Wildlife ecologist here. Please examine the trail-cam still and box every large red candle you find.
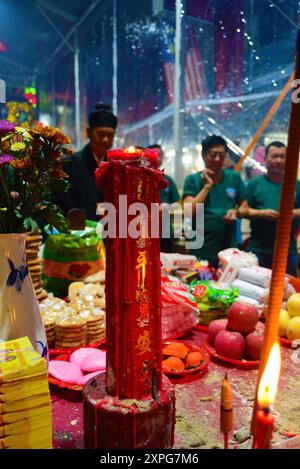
[96,147,168,400]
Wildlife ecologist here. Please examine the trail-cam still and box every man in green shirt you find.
[183,135,246,266]
[149,144,180,252]
[241,141,300,275]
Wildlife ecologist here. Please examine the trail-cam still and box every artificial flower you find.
[0,123,72,234]
[11,142,26,152]
[0,120,15,135]
[0,154,14,165]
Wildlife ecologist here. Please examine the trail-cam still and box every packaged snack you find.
[238,266,289,289]
[161,275,198,339]
[232,279,268,303]
[43,220,105,297]
[160,253,197,270]
[218,248,258,269]
[189,280,239,313]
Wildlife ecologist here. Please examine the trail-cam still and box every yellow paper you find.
[0,410,52,438]
[0,403,52,425]
[0,425,52,449]
[0,337,47,384]
[0,378,49,402]
[0,392,51,414]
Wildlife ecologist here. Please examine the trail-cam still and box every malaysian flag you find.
[161,21,207,103]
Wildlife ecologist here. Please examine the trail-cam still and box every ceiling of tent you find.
[0,0,115,84]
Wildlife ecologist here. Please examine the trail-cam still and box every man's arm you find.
[183,170,213,216]
[238,203,279,220]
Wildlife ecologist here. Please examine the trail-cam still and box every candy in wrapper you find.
[189,280,239,312]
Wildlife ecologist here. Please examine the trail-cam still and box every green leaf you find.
[23,217,39,232]
[39,202,69,234]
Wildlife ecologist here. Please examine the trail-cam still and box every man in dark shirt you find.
[58,103,118,221]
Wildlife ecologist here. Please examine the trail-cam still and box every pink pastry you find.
[70,348,96,368]
[49,360,83,384]
[80,349,106,373]
[77,370,105,386]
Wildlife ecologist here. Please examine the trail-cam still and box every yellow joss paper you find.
[0,425,53,449]
[0,392,51,414]
[0,410,52,438]
[0,403,52,425]
[0,337,47,383]
[0,378,49,402]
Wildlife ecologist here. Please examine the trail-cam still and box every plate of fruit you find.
[162,341,209,376]
[204,301,263,369]
[278,294,300,348]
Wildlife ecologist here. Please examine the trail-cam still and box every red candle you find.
[96,149,168,400]
[107,146,159,168]
[252,409,274,449]
[252,342,281,449]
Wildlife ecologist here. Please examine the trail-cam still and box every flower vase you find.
[0,233,48,361]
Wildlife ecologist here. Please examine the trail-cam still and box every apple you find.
[227,301,259,334]
[208,319,228,345]
[278,309,290,337]
[287,294,300,318]
[245,331,264,360]
[286,316,300,341]
[214,330,245,360]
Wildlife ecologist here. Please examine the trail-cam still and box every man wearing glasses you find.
[183,135,246,267]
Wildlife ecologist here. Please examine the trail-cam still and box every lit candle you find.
[107,147,159,168]
[220,373,233,450]
[252,342,281,449]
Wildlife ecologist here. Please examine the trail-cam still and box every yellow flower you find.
[10,157,33,169]
[11,142,26,151]
[15,127,33,139]
[30,126,71,145]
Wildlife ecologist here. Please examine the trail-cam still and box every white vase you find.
[0,233,48,361]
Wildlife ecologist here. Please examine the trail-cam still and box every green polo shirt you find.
[183,169,246,261]
[247,175,300,255]
[160,174,180,204]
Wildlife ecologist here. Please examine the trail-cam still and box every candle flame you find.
[258,342,281,408]
[127,146,136,153]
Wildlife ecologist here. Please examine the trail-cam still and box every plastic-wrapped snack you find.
[218,248,258,269]
[232,279,269,303]
[160,253,197,270]
[189,280,239,312]
[238,266,289,289]
[161,275,198,339]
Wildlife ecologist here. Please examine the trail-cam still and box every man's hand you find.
[202,169,214,189]
[224,209,237,223]
[260,209,279,220]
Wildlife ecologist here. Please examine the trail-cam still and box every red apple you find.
[215,330,245,360]
[245,330,264,360]
[227,301,259,334]
[208,319,228,345]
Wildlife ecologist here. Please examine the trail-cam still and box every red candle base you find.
[84,373,175,449]
[252,409,274,449]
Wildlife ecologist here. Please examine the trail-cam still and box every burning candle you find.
[252,342,281,449]
[107,147,159,168]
